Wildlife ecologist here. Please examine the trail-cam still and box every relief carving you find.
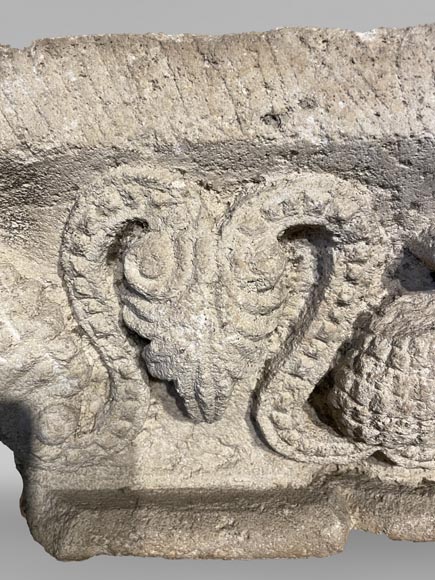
[61,166,413,468]
[3,28,435,560]
[328,282,435,468]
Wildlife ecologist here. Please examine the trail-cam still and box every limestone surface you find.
[1,25,435,559]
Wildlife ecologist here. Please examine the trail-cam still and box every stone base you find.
[23,476,435,560]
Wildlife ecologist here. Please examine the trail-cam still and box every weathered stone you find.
[1,25,435,559]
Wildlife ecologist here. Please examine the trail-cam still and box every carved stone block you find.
[1,25,435,559]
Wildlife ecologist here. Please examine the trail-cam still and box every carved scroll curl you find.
[61,166,202,458]
[253,172,389,464]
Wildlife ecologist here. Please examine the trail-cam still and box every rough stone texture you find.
[1,25,435,559]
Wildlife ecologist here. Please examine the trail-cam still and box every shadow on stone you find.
[394,248,435,292]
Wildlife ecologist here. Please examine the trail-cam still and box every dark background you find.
[2,1,435,577]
